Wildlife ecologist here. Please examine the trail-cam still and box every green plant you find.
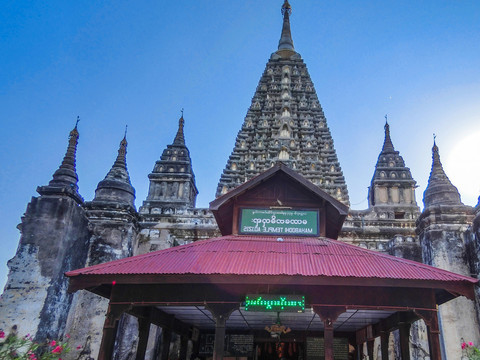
[462,340,480,360]
[0,327,79,360]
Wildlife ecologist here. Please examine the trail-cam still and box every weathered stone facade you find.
[1,2,479,359]
[417,143,480,359]
[0,124,90,342]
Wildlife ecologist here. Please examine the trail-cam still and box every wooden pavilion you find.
[66,163,477,360]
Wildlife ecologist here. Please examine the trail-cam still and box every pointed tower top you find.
[382,115,395,153]
[173,111,185,145]
[423,139,462,207]
[49,121,80,188]
[38,118,83,202]
[368,120,418,211]
[93,133,135,207]
[141,113,198,210]
[277,0,295,54]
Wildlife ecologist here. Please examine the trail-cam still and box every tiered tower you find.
[417,141,480,359]
[138,115,219,253]
[65,134,139,359]
[142,115,198,211]
[339,121,421,259]
[216,0,349,205]
[0,121,90,341]
[368,120,418,218]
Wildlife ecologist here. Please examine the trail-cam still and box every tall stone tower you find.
[368,121,418,219]
[65,134,139,359]
[138,115,219,254]
[0,121,90,341]
[417,141,480,359]
[339,121,421,259]
[216,0,349,205]
[142,115,198,211]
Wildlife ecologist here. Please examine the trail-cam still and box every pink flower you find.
[76,345,82,350]
[50,340,57,346]
[469,342,474,346]
[0,330,5,339]
[66,334,70,338]
[462,342,467,349]
[112,280,116,286]
[52,345,63,354]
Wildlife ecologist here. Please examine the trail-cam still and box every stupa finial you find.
[278,0,294,52]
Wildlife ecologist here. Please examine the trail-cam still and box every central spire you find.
[217,1,349,205]
[277,0,295,53]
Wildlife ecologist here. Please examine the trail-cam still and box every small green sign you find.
[245,294,305,312]
[240,208,319,236]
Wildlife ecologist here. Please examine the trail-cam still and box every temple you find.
[1,1,480,360]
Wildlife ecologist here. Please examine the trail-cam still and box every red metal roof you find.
[66,235,476,284]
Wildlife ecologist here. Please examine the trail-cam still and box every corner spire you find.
[112,132,128,170]
[277,0,295,52]
[423,138,462,207]
[37,117,83,202]
[173,110,185,145]
[93,131,135,206]
[49,117,80,190]
[382,115,395,153]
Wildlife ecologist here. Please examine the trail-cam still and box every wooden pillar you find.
[160,328,172,360]
[414,309,442,360]
[136,317,151,360]
[357,343,364,360]
[324,319,334,360]
[206,303,239,360]
[179,336,189,360]
[191,331,201,359]
[98,304,131,360]
[214,316,227,360]
[380,331,389,360]
[313,306,346,360]
[426,321,442,360]
[366,339,374,360]
[399,323,411,360]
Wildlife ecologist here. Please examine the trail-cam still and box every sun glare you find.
[446,131,480,206]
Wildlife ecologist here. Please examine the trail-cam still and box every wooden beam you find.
[101,283,440,311]
[68,274,475,300]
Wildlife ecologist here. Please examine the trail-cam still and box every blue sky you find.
[1,1,479,289]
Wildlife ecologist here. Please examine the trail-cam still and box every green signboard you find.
[245,294,305,312]
[239,208,319,236]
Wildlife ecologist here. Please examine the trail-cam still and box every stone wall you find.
[0,195,89,341]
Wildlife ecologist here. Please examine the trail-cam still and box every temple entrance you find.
[255,341,304,360]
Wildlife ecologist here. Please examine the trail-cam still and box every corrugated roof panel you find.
[66,235,477,284]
